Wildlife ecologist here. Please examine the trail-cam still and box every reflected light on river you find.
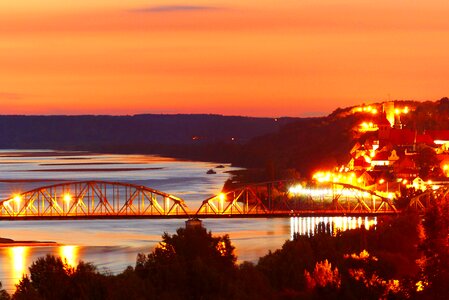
[290,216,377,240]
[9,247,28,286]
[59,245,79,268]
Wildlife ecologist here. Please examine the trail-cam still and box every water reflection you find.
[59,245,79,268]
[9,247,28,286]
[290,216,377,240]
[4,245,79,291]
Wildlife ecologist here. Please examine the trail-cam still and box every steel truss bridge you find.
[0,181,188,220]
[407,181,449,212]
[0,180,403,220]
[196,181,398,215]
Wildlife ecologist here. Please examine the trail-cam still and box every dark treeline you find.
[0,114,299,173]
[0,114,295,148]
[3,196,449,300]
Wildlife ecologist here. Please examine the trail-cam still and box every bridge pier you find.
[185,218,203,229]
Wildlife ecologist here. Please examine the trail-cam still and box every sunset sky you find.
[1,1,449,117]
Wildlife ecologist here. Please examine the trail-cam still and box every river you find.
[0,150,374,293]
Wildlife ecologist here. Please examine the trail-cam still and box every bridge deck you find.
[0,210,399,221]
[0,180,402,221]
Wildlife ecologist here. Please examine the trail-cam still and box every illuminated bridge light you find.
[288,186,375,198]
[63,193,72,203]
[13,195,22,205]
[218,193,226,213]
[218,193,226,202]
[288,184,302,195]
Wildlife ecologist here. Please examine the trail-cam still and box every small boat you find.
[216,165,225,168]
[206,169,217,174]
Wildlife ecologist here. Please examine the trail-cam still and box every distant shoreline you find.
[0,237,57,247]
[23,167,164,172]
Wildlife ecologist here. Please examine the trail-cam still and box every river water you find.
[0,150,374,293]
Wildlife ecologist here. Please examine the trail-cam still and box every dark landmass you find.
[39,162,144,166]
[23,167,164,172]
[0,114,295,147]
[0,179,70,183]
[0,237,57,247]
[0,151,90,157]
[1,99,448,179]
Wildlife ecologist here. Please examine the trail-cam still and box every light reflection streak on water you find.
[290,216,378,240]
[59,245,78,268]
[7,245,79,288]
[9,247,28,286]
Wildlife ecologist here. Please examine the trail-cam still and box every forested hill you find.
[2,98,449,178]
[0,114,297,148]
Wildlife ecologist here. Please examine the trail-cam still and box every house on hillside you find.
[378,116,392,140]
[426,130,449,152]
[356,170,374,187]
[394,156,419,180]
[352,156,371,171]
[371,149,399,167]
[385,129,434,147]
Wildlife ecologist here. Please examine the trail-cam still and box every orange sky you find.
[1,1,449,117]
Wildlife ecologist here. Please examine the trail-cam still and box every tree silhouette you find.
[0,282,10,300]
[416,147,441,179]
[135,226,237,299]
[12,255,106,300]
[419,195,449,298]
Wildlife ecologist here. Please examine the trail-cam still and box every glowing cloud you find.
[131,5,221,13]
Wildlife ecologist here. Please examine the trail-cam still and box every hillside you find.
[235,97,449,178]
[1,98,449,180]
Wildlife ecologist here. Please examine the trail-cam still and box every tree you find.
[305,259,341,290]
[416,147,441,179]
[12,276,40,300]
[135,226,237,299]
[257,235,315,294]
[419,194,449,298]
[23,255,70,300]
[438,97,449,113]
[12,255,106,300]
[231,262,274,300]
[0,282,10,300]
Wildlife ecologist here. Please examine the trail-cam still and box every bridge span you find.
[0,180,404,220]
